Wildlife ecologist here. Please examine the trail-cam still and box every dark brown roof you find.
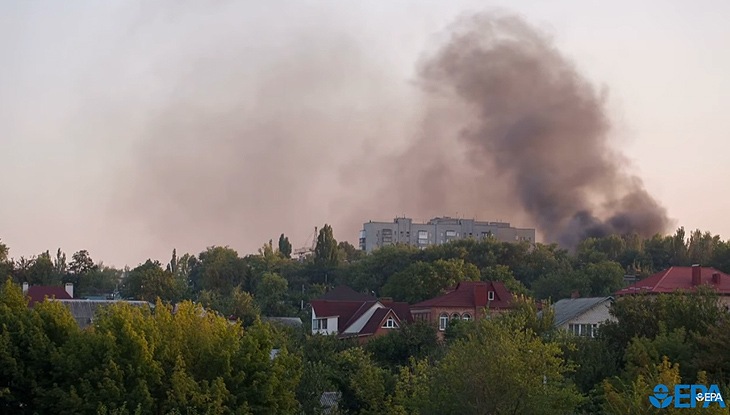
[359,308,399,335]
[26,286,72,307]
[315,286,376,302]
[380,300,413,323]
[311,300,373,332]
[410,281,514,309]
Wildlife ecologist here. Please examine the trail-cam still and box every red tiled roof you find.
[26,285,72,307]
[410,281,514,309]
[615,266,730,295]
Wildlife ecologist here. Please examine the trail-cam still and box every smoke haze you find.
[114,8,669,255]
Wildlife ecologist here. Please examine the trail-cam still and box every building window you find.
[488,291,495,301]
[462,313,472,321]
[382,317,398,329]
[451,313,460,321]
[313,318,328,331]
[417,230,428,242]
[439,313,449,331]
[567,323,598,337]
[445,230,456,237]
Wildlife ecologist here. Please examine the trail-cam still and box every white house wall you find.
[559,300,615,330]
[311,308,340,335]
[343,302,383,334]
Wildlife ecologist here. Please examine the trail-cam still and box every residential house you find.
[22,282,150,328]
[410,281,516,336]
[23,282,74,306]
[614,264,730,307]
[552,295,615,338]
[53,299,151,329]
[310,286,412,343]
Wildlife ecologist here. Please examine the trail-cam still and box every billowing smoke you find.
[380,12,671,247]
[114,8,669,256]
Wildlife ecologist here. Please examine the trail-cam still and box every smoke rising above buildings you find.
[114,7,669,255]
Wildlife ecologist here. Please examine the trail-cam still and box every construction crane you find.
[293,226,317,261]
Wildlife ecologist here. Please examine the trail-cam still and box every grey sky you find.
[1,0,729,268]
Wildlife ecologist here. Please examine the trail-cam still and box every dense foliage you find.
[2,225,730,414]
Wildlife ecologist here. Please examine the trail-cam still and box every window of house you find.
[488,291,495,301]
[382,317,398,329]
[439,313,449,331]
[446,230,456,237]
[462,313,472,321]
[313,318,327,331]
[451,313,460,321]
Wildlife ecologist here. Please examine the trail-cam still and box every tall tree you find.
[27,251,58,286]
[278,234,292,259]
[68,250,96,276]
[53,248,67,278]
[314,224,339,268]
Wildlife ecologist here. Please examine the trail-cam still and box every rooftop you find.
[615,266,730,295]
[410,281,514,309]
[552,297,613,327]
[26,285,72,307]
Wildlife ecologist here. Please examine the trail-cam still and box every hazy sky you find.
[1,0,729,268]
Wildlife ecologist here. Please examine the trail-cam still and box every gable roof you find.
[380,300,413,324]
[359,308,400,336]
[311,300,373,332]
[552,297,613,327]
[315,286,376,302]
[26,285,72,307]
[614,266,730,295]
[410,281,514,309]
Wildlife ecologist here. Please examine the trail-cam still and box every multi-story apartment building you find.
[359,216,536,252]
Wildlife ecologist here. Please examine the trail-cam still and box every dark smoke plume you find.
[115,9,670,256]
[373,12,670,248]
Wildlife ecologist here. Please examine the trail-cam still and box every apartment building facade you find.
[359,216,535,252]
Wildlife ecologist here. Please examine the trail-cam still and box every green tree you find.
[381,259,478,304]
[191,246,244,293]
[27,251,58,286]
[365,321,441,370]
[480,264,530,296]
[338,241,364,263]
[314,225,339,268]
[278,234,293,259]
[256,273,292,317]
[120,260,181,302]
[392,315,583,415]
[69,250,97,275]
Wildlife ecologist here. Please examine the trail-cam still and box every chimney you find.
[22,282,29,294]
[571,290,580,299]
[713,272,721,285]
[65,283,74,298]
[474,283,488,306]
[692,264,702,286]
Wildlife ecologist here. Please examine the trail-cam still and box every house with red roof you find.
[310,286,413,344]
[410,281,516,336]
[23,282,74,307]
[615,264,730,306]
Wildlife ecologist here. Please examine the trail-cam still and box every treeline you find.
[4,278,730,414]
[2,225,730,320]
